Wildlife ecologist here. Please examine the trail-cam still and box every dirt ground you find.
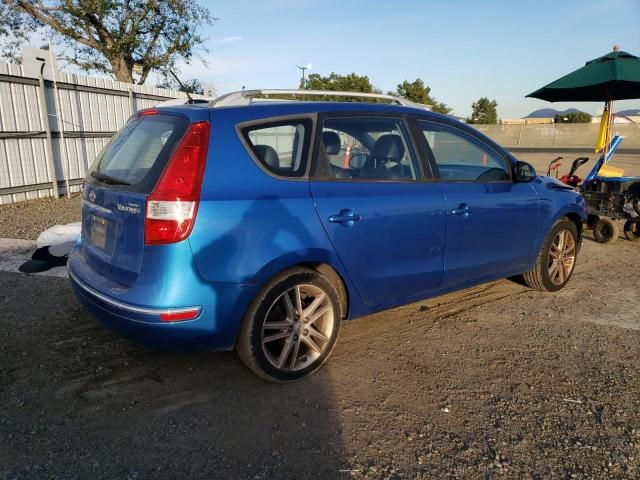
[514,151,640,179]
[1,229,639,478]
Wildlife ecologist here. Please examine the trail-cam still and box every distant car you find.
[68,89,587,381]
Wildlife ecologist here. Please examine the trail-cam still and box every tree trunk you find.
[110,56,133,83]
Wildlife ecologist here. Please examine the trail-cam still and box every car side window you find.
[313,117,420,181]
[418,121,511,182]
[243,120,310,177]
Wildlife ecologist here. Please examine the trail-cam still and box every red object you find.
[139,108,160,116]
[160,308,200,322]
[144,121,210,245]
[560,174,581,187]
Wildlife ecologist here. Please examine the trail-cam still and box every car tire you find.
[592,217,619,244]
[523,218,578,292]
[236,267,342,382]
[623,220,640,242]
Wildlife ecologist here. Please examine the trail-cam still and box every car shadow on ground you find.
[0,272,347,479]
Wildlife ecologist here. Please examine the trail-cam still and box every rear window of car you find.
[86,114,189,193]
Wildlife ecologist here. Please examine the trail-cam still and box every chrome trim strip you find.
[82,199,111,214]
[68,267,201,317]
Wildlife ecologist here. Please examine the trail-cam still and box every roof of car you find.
[155,88,449,119]
[160,100,450,122]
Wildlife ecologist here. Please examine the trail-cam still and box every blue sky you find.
[177,0,640,118]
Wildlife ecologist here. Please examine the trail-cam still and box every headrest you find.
[254,144,280,169]
[322,131,341,155]
[372,134,405,162]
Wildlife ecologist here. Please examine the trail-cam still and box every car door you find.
[413,118,540,288]
[309,114,447,306]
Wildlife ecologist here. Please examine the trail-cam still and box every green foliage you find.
[156,75,204,95]
[393,78,451,114]
[302,73,451,111]
[554,111,592,123]
[467,97,498,124]
[1,0,213,84]
[301,72,381,101]
[0,1,35,62]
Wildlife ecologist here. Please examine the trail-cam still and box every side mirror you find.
[514,161,536,182]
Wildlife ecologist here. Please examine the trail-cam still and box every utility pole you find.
[296,64,312,88]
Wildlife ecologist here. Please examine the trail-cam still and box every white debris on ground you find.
[36,222,81,249]
[0,222,81,278]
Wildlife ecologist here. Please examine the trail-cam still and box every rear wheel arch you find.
[249,255,350,320]
[299,262,349,319]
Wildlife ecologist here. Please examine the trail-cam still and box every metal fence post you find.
[517,122,525,146]
[129,88,136,115]
[37,73,59,197]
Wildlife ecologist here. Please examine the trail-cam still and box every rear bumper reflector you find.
[160,308,201,322]
[68,267,202,320]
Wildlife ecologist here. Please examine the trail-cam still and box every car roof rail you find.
[207,89,432,110]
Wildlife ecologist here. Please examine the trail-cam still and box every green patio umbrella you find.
[526,46,640,102]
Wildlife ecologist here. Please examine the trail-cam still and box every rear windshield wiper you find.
[91,171,131,186]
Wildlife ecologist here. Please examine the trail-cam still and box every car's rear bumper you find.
[68,246,258,351]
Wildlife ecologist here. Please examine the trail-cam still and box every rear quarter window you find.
[240,119,312,178]
[87,114,189,193]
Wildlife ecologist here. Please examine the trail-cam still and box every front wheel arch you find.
[565,212,583,251]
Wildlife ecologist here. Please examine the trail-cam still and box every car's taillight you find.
[144,121,210,245]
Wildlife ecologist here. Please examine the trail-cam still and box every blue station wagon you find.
[68,89,588,381]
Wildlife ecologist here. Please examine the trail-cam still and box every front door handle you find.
[328,209,361,227]
[451,203,471,218]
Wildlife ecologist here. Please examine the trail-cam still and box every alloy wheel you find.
[547,229,576,286]
[261,284,335,371]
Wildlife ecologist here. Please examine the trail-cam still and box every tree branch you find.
[15,0,99,48]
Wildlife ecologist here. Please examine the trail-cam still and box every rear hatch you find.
[82,112,189,286]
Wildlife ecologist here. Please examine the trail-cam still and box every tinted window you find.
[314,117,420,181]
[418,121,510,182]
[244,121,310,177]
[88,114,189,193]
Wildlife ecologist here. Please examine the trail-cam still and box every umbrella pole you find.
[603,101,612,162]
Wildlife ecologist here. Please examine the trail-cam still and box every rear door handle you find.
[451,203,471,218]
[328,209,361,227]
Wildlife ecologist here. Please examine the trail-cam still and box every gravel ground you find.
[1,235,639,479]
[0,194,81,240]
